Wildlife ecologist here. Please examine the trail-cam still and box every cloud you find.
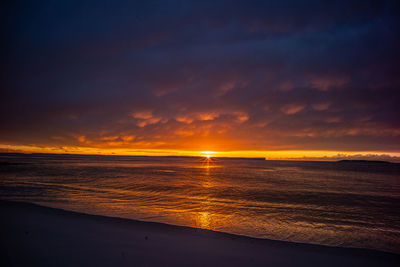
[311,76,349,91]
[197,112,219,121]
[132,112,154,120]
[0,0,399,153]
[235,112,249,122]
[281,104,306,115]
[132,111,162,127]
[312,102,331,111]
[291,153,400,163]
[176,116,194,124]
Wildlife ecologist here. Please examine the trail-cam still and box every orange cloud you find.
[77,136,92,145]
[132,111,162,127]
[198,112,219,121]
[175,129,195,136]
[122,135,135,142]
[176,116,194,124]
[234,112,249,122]
[101,136,119,141]
[281,104,305,115]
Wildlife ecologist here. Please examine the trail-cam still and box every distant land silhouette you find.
[337,160,393,164]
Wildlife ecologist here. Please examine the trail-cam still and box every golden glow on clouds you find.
[1,144,399,161]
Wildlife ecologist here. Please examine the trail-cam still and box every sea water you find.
[1,154,399,253]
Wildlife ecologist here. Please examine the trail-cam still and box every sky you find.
[1,0,400,160]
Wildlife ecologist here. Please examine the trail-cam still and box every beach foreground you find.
[0,201,398,267]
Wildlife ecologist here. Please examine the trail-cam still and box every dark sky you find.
[1,0,400,155]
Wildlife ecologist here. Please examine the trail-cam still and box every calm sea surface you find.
[1,154,399,253]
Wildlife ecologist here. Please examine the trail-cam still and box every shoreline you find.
[1,200,399,266]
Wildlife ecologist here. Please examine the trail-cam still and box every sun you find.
[200,151,217,167]
[201,151,216,158]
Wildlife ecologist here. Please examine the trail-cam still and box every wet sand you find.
[0,200,398,266]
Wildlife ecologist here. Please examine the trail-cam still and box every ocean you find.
[1,154,399,253]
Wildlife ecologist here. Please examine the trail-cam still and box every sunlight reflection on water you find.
[0,155,399,253]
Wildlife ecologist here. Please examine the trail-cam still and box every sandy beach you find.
[0,200,398,266]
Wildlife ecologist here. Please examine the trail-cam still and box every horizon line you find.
[1,152,399,164]
[1,146,400,163]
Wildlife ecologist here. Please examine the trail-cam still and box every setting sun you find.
[201,151,216,158]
